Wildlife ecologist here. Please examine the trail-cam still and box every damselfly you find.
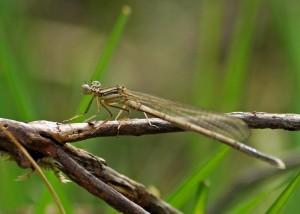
[65,81,285,169]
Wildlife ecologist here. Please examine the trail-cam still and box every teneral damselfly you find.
[65,81,285,169]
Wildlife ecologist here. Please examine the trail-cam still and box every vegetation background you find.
[1,0,300,213]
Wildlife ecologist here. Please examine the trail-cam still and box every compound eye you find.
[82,84,92,95]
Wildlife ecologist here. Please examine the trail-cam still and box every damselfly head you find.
[82,81,101,95]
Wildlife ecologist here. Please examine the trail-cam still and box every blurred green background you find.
[1,0,300,213]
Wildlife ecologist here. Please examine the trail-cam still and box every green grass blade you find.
[75,5,131,117]
[270,0,300,110]
[221,0,261,110]
[167,146,228,208]
[229,190,269,214]
[0,23,37,120]
[194,0,223,108]
[0,2,39,212]
[91,5,131,81]
[266,172,300,214]
[193,181,209,214]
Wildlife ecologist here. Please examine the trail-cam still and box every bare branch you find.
[55,146,150,214]
[26,112,300,145]
[228,112,300,130]
[0,118,181,214]
[0,112,299,213]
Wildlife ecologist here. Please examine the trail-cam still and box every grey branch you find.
[0,112,300,213]
[0,118,181,214]
[228,112,300,130]
[31,112,300,144]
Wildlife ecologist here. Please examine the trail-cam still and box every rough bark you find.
[1,112,299,213]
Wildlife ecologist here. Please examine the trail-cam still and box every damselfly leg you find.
[63,97,95,122]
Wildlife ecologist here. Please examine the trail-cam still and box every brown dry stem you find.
[1,112,300,213]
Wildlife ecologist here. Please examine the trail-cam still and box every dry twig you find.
[0,112,299,213]
[0,118,181,214]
